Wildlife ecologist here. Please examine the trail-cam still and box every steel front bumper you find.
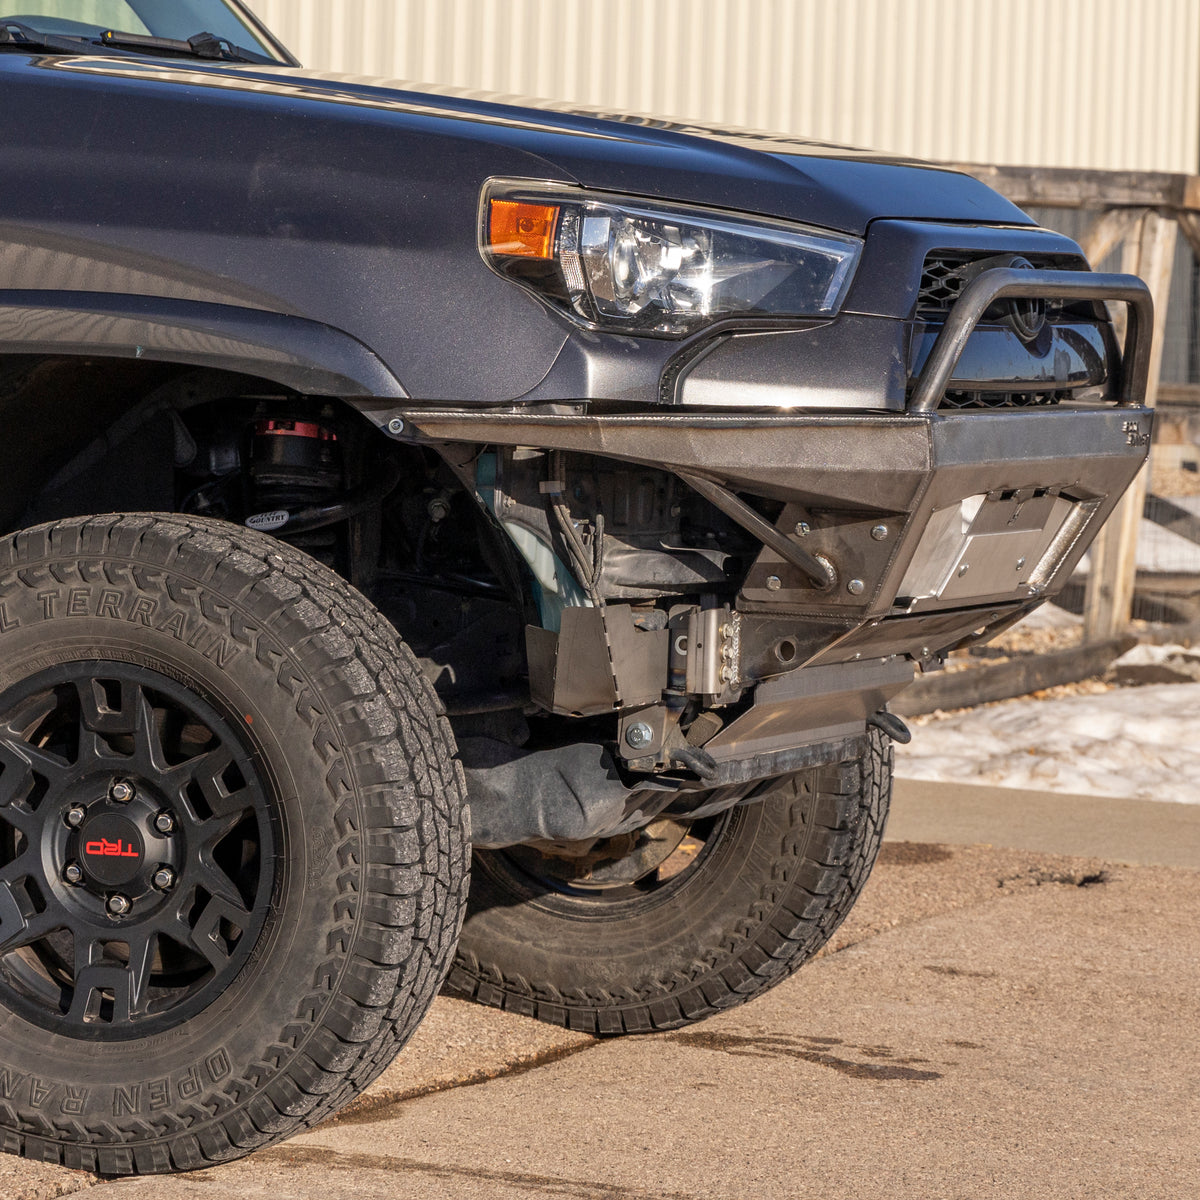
[392,268,1153,776]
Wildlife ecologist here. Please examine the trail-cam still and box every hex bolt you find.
[63,862,83,885]
[106,894,131,916]
[152,867,175,891]
[154,812,175,834]
[624,722,653,750]
[870,524,890,542]
[109,780,134,803]
[847,578,865,596]
[65,805,87,828]
[766,575,782,591]
[386,417,405,436]
[794,521,811,537]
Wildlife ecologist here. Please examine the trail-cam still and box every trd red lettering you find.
[83,838,139,858]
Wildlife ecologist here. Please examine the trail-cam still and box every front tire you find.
[0,515,468,1174]
[448,732,890,1034]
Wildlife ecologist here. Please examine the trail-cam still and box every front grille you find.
[940,389,1068,410]
[916,251,1087,318]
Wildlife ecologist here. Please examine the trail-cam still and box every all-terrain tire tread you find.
[449,730,891,1034]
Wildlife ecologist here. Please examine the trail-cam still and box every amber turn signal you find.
[488,200,560,259]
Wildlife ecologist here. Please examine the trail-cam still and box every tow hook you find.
[868,710,912,744]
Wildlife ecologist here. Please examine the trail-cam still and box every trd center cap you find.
[79,814,145,887]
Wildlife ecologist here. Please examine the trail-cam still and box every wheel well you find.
[0,354,533,710]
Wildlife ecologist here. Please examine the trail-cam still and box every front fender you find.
[0,290,407,399]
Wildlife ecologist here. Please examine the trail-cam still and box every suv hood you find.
[29,54,1031,235]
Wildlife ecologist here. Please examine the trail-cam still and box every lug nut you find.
[106,894,131,916]
[63,862,83,885]
[154,812,175,834]
[65,805,86,828]
[153,867,175,891]
[109,781,134,803]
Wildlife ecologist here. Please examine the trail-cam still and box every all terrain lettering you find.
[110,1048,232,1116]
[35,588,240,667]
[0,1069,64,1110]
[113,1084,140,1117]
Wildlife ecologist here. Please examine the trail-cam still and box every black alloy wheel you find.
[0,663,274,1038]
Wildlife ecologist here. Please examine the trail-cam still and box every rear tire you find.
[448,731,890,1034]
[0,514,468,1174]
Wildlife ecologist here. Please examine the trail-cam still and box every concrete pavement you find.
[7,781,1199,1200]
[890,777,1200,868]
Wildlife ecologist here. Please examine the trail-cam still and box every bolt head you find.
[957,563,970,578]
[152,867,175,891]
[766,575,782,592]
[65,805,86,828]
[106,894,131,916]
[625,722,653,750]
[386,417,405,435]
[109,781,134,803]
[794,521,811,537]
[1016,556,1027,571]
[847,578,865,596]
[63,862,83,885]
[154,812,175,834]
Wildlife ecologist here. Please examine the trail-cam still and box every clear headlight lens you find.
[481,183,861,336]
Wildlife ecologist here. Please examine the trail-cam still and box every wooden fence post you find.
[1082,210,1178,641]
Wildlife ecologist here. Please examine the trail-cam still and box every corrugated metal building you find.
[243,0,1200,174]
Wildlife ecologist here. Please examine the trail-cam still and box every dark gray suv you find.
[0,0,1151,1174]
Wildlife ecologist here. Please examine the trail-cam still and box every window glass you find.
[5,1,149,34]
[1,1,278,57]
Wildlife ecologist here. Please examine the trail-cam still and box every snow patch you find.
[894,682,1200,804]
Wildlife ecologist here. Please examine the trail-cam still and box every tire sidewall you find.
[0,535,356,1129]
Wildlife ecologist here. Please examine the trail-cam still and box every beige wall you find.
[242,0,1200,173]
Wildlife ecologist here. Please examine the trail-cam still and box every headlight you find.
[481,182,862,337]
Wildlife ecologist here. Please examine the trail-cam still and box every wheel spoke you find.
[170,745,256,824]
[65,929,158,1024]
[131,685,170,774]
[0,734,70,797]
[193,847,252,912]
[0,879,59,956]
[122,932,157,1020]
[76,676,138,737]
[0,791,39,839]
[169,893,245,973]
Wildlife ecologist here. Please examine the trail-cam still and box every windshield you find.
[0,0,286,60]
